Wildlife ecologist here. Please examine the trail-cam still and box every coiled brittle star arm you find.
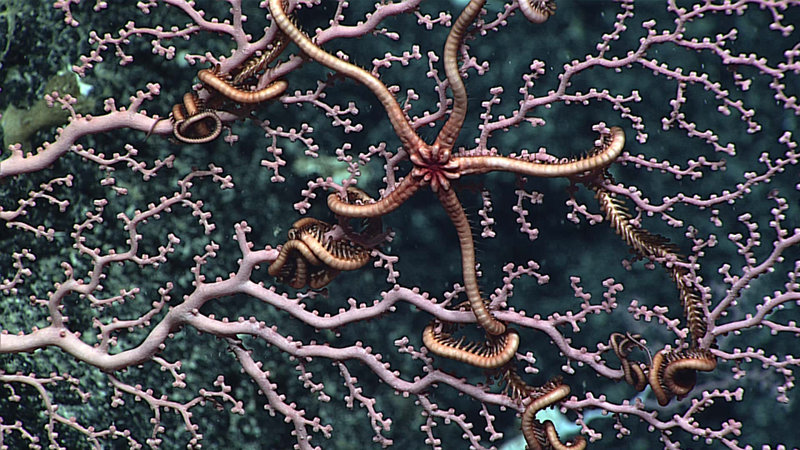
[422,323,520,369]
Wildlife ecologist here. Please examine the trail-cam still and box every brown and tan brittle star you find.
[269,0,624,337]
[267,1,621,446]
[236,1,721,448]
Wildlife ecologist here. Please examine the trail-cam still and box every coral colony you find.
[1,0,799,448]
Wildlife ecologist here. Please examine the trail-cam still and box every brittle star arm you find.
[455,126,626,177]
[327,175,423,218]
[268,0,424,155]
[433,0,485,151]
[438,187,507,336]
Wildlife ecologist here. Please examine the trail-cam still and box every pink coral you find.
[1,1,799,448]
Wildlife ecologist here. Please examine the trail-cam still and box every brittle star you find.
[268,0,624,337]
[263,2,723,448]
[265,1,628,448]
